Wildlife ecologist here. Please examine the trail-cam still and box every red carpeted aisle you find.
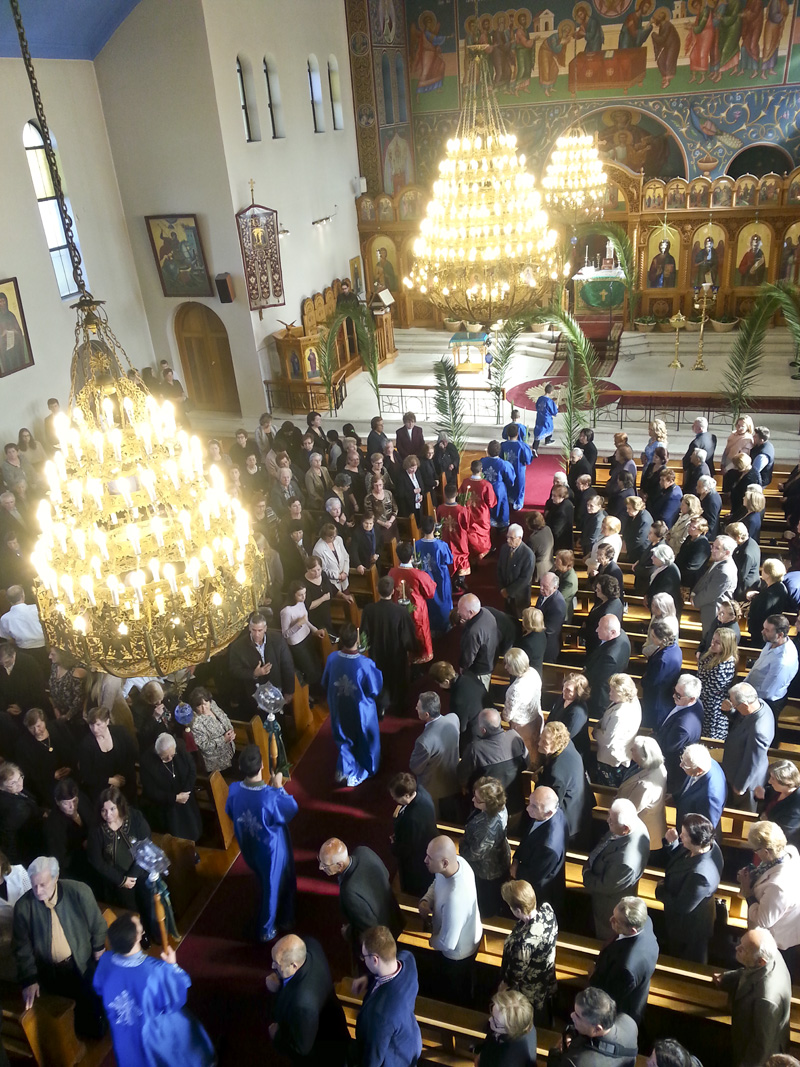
[519,453,562,512]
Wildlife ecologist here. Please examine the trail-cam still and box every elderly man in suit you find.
[511,786,568,911]
[582,799,650,940]
[589,896,659,1026]
[498,523,535,614]
[691,534,738,635]
[536,571,567,663]
[729,522,761,600]
[673,744,727,830]
[721,681,775,810]
[267,934,350,1065]
[457,594,499,690]
[409,691,460,819]
[584,615,631,718]
[395,412,425,459]
[458,707,528,813]
[682,416,716,475]
[696,475,723,539]
[655,674,704,793]
[714,928,791,1067]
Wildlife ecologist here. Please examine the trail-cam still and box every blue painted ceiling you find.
[0,0,143,61]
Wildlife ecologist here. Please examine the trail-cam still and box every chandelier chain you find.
[9,0,88,300]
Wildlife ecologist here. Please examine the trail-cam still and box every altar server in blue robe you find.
[322,623,383,788]
[225,744,298,941]
[93,913,215,1067]
[500,424,534,511]
[502,408,528,443]
[481,441,516,528]
[533,383,559,454]
[415,515,453,633]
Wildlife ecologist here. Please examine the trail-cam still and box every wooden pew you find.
[0,991,85,1067]
[348,563,379,604]
[206,768,235,850]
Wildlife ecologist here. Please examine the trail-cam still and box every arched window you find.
[307,55,325,133]
[395,54,408,123]
[263,55,286,139]
[327,55,344,131]
[381,53,394,125]
[236,56,261,142]
[23,121,84,299]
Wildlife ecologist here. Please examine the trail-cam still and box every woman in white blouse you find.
[593,673,642,788]
[313,522,351,593]
[280,581,324,687]
[0,849,31,980]
[587,516,622,575]
[502,647,542,762]
[616,736,667,850]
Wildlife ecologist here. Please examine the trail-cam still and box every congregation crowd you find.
[3,384,800,1067]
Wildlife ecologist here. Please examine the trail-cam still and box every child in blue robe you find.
[415,515,453,632]
[480,441,516,528]
[500,426,533,512]
[502,408,528,443]
[226,745,298,941]
[322,623,383,787]
[533,383,559,453]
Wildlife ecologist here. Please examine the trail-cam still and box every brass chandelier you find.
[11,0,265,676]
[404,48,560,325]
[542,129,608,217]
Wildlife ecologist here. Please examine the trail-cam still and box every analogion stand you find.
[448,331,489,374]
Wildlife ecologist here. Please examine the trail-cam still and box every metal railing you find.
[590,389,797,430]
[378,382,504,425]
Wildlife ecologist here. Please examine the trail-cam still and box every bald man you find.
[457,594,498,689]
[419,835,482,1004]
[511,786,568,911]
[457,707,528,813]
[584,614,631,717]
[267,934,349,1065]
[714,928,791,1067]
[318,838,402,958]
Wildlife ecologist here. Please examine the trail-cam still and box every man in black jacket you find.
[457,594,499,688]
[267,934,350,1066]
[458,708,528,812]
[536,572,567,662]
[511,786,567,911]
[682,417,716,475]
[697,475,722,539]
[498,524,535,614]
[584,615,631,717]
[729,522,761,599]
[228,612,296,715]
[318,839,403,959]
[389,773,437,896]
[589,896,659,1026]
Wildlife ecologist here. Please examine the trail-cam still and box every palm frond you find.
[560,345,580,466]
[579,222,638,323]
[528,303,599,418]
[317,311,348,414]
[490,316,526,421]
[433,357,468,456]
[349,304,381,413]
[722,289,780,424]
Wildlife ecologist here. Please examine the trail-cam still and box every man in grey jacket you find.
[714,928,791,1067]
[497,524,535,614]
[13,856,107,1038]
[547,987,638,1067]
[409,691,460,819]
[690,534,738,634]
[582,799,650,940]
[720,682,776,810]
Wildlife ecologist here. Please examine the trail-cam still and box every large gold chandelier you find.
[11,0,265,677]
[404,49,559,325]
[542,130,608,216]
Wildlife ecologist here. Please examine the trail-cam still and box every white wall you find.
[0,56,154,439]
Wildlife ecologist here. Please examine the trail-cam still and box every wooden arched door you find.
[174,303,241,414]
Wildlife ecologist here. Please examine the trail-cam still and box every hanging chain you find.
[10,0,88,300]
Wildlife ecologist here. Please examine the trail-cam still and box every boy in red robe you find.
[437,484,471,589]
[389,542,437,664]
[459,460,496,560]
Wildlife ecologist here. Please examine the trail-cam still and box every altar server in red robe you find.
[389,542,437,664]
[437,484,471,587]
[459,460,496,559]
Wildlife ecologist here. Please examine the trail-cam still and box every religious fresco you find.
[406,0,460,112]
[733,222,771,285]
[585,107,686,179]
[691,223,726,286]
[381,125,416,194]
[366,234,401,293]
[780,222,800,282]
[646,230,681,288]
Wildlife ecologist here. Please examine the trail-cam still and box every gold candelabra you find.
[668,311,686,369]
[692,283,718,371]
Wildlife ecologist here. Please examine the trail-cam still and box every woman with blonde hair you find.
[666,493,702,554]
[498,879,557,1017]
[746,558,791,641]
[518,607,546,676]
[478,989,538,1065]
[460,777,512,918]
[721,415,755,472]
[649,592,677,621]
[735,485,766,542]
[503,648,542,758]
[588,515,622,571]
[548,673,591,759]
[594,674,642,787]
[755,760,800,845]
[622,495,652,562]
[642,419,669,466]
[698,626,738,740]
[616,736,667,848]
[726,453,760,516]
[739,820,800,977]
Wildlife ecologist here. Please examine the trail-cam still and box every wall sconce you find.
[278,224,290,237]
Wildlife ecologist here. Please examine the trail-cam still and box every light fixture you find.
[10,0,266,676]
[403,47,559,325]
[542,129,608,217]
[312,205,338,227]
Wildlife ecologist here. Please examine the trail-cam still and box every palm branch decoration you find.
[723,281,800,423]
[350,304,381,413]
[490,316,526,421]
[433,357,468,456]
[318,305,381,414]
[316,312,345,414]
[579,221,638,325]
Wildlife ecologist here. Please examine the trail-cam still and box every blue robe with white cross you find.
[225,780,298,940]
[93,951,215,1067]
[534,395,559,442]
[415,537,453,632]
[322,651,383,786]
[500,438,534,511]
[480,456,516,527]
[502,421,528,443]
